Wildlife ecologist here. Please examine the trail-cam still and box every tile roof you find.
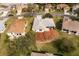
[35,28,59,43]
[62,17,79,32]
[7,19,27,33]
[57,4,70,10]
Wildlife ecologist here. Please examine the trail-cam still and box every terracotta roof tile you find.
[35,29,59,43]
[62,20,79,32]
[7,19,27,33]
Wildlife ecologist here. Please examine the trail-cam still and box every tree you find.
[10,8,17,15]
[53,38,75,53]
[0,34,10,55]
[56,19,62,30]
[22,8,27,13]
[42,13,53,18]
[8,31,36,56]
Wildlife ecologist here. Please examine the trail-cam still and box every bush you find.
[8,31,36,56]
[53,38,76,53]
[22,8,27,12]
[56,19,62,30]
[42,13,53,18]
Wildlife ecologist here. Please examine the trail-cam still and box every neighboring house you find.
[0,4,10,17]
[0,8,10,33]
[45,4,53,13]
[1,10,9,17]
[16,4,28,14]
[32,15,55,32]
[62,16,79,35]
[57,4,70,14]
[7,19,28,39]
[0,7,5,14]
[0,21,5,33]
[72,4,79,16]
[57,4,70,11]
[16,4,28,19]
[32,14,59,43]
[31,52,53,56]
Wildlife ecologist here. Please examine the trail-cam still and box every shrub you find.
[53,38,75,53]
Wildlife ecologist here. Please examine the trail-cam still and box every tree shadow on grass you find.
[56,19,63,30]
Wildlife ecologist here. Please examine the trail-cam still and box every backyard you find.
[0,9,79,55]
[35,15,79,56]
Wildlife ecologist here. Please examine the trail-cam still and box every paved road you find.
[0,12,65,19]
[0,11,79,20]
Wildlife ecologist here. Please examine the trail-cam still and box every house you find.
[57,4,70,10]
[16,4,28,14]
[32,14,59,43]
[32,14,55,32]
[72,4,79,16]
[44,4,52,13]
[0,18,8,33]
[15,4,28,19]
[57,4,70,15]
[31,52,53,56]
[0,4,10,17]
[62,16,79,35]
[7,19,28,39]
[0,21,5,33]
[0,7,10,33]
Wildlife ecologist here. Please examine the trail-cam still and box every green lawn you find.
[0,10,79,56]
[33,14,79,56]
[24,17,34,33]
[4,17,14,33]
[59,31,79,56]
[0,33,9,55]
[0,17,13,55]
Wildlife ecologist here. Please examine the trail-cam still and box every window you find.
[46,26,54,28]
[11,33,13,34]
[19,33,21,35]
[70,31,77,34]
[63,29,69,33]
[39,29,42,31]
[17,34,18,35]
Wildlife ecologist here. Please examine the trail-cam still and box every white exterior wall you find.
[76,32,79,35]
[0,28,6,33]
[7,32,25,39]
[64,10,70,15]
[72,4,79,16]
[45,8,49,13]
[16,8,23,19]
[1,10,9,17]
[36,29,44,32]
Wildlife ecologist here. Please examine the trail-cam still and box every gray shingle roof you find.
[0,21,5,33]
[32,15,55,31]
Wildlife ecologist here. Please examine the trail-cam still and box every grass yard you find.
[4,17,14,33]
[0,16,35,56]
[34,14,79,56]
[36,43,57,53]
[24,16,34,33]
[0,10,79,55]
[0,33,9,55]
[0,17,13,55]
[59,31,79,56]
[35,29,79,56]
